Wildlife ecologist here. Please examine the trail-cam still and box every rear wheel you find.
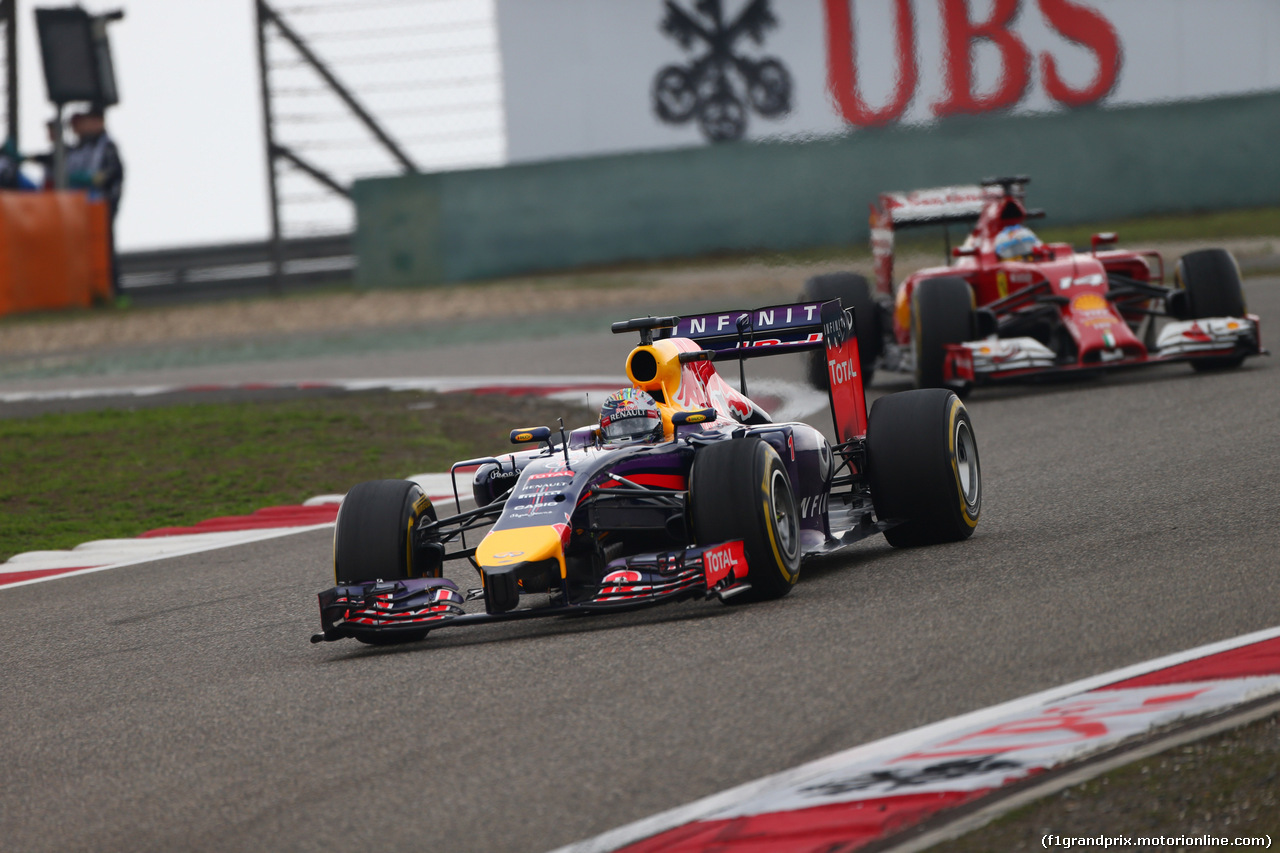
[334,479,439,585]
[690,438,801,602]
[802,273,881,389]
[1176,249,1248,371]
[912,277,975,390]
[867,390,981,548]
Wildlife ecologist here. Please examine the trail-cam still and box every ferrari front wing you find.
[942,314,1263,384]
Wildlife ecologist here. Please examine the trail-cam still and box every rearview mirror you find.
[510,426,551,444]
[672,408,717,427]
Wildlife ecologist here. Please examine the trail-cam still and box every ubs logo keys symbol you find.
[652,0,793,143]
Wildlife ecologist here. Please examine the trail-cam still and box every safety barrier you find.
[0,191,110,317]
[118,234,354,303]
[353,90,1280,288]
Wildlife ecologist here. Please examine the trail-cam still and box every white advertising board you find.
[495,0,1280,163]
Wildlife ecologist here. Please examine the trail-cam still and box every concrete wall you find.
[354,91,1280,288]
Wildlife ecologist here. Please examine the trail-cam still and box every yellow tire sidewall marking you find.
[405,515,415,578]
[760,449,796,584]
[947,396,980,528]
[332,501,342,582]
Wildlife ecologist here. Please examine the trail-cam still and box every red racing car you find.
[802,177,1265,391]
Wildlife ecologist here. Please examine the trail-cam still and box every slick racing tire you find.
[690,437,801,602]
[867,389,981,548]
[1175,249,1248,371]
[801,272,881,390]
[912,277,975,390]
[334,479,439,585]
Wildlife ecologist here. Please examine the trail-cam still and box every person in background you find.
[65,105,125,297]
[0,138,37,190]
[27,120,64,189]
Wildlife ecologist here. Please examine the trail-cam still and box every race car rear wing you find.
[870,184,987,295]
[667,301,827,356]
[869,177,1041,294]
[662,300,867,441]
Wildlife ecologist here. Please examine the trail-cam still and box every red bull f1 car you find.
[801,177,1264,392]
[312,299,982,646]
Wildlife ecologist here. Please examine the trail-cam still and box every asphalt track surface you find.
[3,278,1279,852]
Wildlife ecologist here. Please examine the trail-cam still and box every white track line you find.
[1,474,466,584]
[0,524,337,591]
[0,376,627,404]
[0,375,831,424]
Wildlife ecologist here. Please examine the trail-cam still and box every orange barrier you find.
[0,191,111,317]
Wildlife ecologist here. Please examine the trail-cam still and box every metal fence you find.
[118,234,354,303]
[257,0,504,242]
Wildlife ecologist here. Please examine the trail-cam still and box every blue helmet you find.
[599,388,664,444]
[994,225,1042,260]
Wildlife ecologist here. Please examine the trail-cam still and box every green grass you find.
[0,390,593,563]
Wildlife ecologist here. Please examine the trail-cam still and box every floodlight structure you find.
[34,4,122,187]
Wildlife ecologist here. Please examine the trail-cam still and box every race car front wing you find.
[942,315,1263,384]
[1152,316,1263,359]
[311,540,750,644]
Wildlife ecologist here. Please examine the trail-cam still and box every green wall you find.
[354,91,1280,288]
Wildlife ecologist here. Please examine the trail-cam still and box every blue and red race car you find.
[802,177,1264,392]
[312,299,982,645]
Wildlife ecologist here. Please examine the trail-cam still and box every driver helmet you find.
[599,388,664,444]
[994,224,1043,261]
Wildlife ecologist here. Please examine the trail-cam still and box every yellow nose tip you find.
[476,527,567,578]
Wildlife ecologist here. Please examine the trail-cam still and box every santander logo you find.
[601,570,644,597]
[825,0,1123,126]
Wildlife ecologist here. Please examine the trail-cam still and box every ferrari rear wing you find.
[869,177,1040,294]
[870,184,988,295]
[874,184,990,229]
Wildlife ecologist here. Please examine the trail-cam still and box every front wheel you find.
[690,437,801,602]
[333,479,439,585]
[867,390,981,547]
[1176,249,1248,371]
[912,277,975,390]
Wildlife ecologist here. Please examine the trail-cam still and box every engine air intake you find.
[628,348,659,382]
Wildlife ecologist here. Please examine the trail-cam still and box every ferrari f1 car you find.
[801,177,1264,391]
[311,299,982,645]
